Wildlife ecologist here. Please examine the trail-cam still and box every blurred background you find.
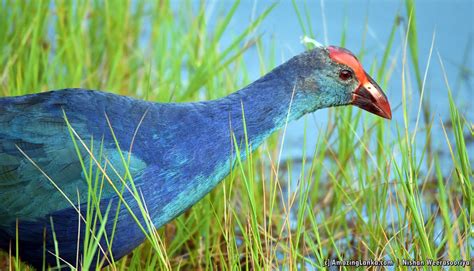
[209,0,474,169]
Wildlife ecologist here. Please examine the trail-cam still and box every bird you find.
[0,45,391,269]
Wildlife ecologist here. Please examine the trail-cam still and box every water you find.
[212,0,473,166]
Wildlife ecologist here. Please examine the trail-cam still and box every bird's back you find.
[0,89,151,225]
[0,89,239,268]
[0,90,158,266]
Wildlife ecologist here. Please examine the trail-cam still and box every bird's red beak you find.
[351,73,392,119]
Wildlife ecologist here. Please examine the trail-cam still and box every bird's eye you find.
[339,69,353,81]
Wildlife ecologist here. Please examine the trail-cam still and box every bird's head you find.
[289,45,391,119]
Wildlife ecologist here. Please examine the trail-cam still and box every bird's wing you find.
[0,92,147,227]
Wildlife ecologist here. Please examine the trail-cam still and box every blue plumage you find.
[0,64,297,269]
[0,47,391,269]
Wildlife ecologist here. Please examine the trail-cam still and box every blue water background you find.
[207,0,473,168]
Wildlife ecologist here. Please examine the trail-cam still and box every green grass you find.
[0,0,472,270]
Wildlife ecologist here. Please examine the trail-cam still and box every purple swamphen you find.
[0,45,391,269]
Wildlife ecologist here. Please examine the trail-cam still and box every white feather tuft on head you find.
[300,36,324,48]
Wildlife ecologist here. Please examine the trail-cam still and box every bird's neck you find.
[147,62,310,228]
[213,66,303,150]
